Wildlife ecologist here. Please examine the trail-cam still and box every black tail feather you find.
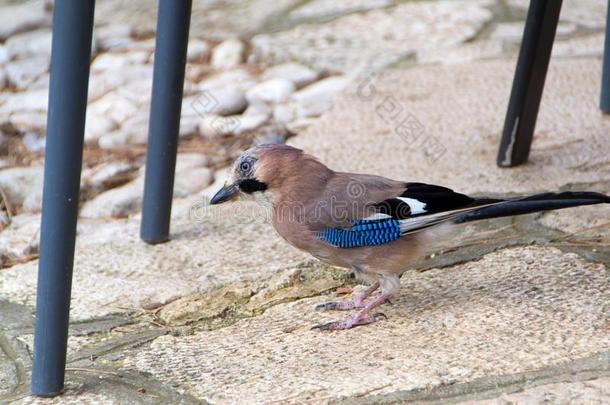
[455,191,610,223]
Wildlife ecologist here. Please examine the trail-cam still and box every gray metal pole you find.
[497,0,562,167]
[31,0,95,397]
[140,0,192,244]
[600,0,610,113]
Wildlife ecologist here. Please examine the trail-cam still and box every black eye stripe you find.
[239,179,267,193]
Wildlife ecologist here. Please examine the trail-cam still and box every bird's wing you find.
[371,182,478,219]
[317,181,501,248]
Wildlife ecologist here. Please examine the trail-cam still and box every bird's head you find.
[209,144,307,205]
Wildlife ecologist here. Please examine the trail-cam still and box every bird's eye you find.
[240,161,251,172]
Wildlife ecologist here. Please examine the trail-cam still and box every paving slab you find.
[539,190,610,242]
[0,199,308,320]
[252,0,495,73]
[463,376,610,405]
[124,246,609,403]
[10,368,203,405]
[339,351,610,404]
[290,58,610,195]
[0,350,17,398]
[553,32,605,59]
[508,0,607,30]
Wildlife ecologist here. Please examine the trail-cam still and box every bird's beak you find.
[210,183,239,205]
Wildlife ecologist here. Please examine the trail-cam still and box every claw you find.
[315,301,340,311]
[373,312,387,320]
[311,312,388,331]
[311,321,341,331]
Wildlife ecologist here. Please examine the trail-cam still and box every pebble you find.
[88,64,153,103]
[22,133,45,153]
[88,91,138,127]
[112,37,157,53]
[188,86,248,117]
[198,114,241,138]
[80,178,143,218]
[118,114,149,145]
[211,38,245,69]
[273,103,297,124]
[21,72,50,91]
[284,117,318,133]
[0,68,6,90]
[5,56,49,90]
[187,39,211,63]
[0,213,41,264]
[84,113,118,142]
[290,75,349,118]
[7,111,47,135]
[117,78,153,107]
[175,153,210,172]
[273,76,348,123]
[82,161,137,191]
[179,115,200,138]
[98,130,129,150]
[199,69,257,93]
[0,88,48,115]
[5,29,52,60]
[0,166,44,213]
[0,1,49,41]
[185,64,213,83]
[22,191,42,213]
[94,24,134,51]
[261,63,320,89]
[235,113,270,134]
[246,79,295,104]
[198,111,269,137]
[173,167,214,198]
[252,124,288,145]
[182,80,200,98]
[0,212,9,232]
[91,51,150,72]
[243,101,272,119]
[0,45,8,65]
[273,76,349,124]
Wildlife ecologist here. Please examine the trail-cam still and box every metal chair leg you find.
[31,0,96,397]
[140,0,193,244]
[600,0,610,113]
[497,0,563,167]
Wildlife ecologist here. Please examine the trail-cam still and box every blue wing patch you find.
[318,218,401,248]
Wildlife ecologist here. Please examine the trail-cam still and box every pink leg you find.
[315,282,380,311]
[312,292,390,331]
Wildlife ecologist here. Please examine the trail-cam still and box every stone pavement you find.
[0,0,609,404]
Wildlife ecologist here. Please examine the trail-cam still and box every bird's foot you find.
[313,291,392,331]
[312,311,387,331]
[315,282,380,312]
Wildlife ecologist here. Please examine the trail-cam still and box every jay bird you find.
[210,144,610,330]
